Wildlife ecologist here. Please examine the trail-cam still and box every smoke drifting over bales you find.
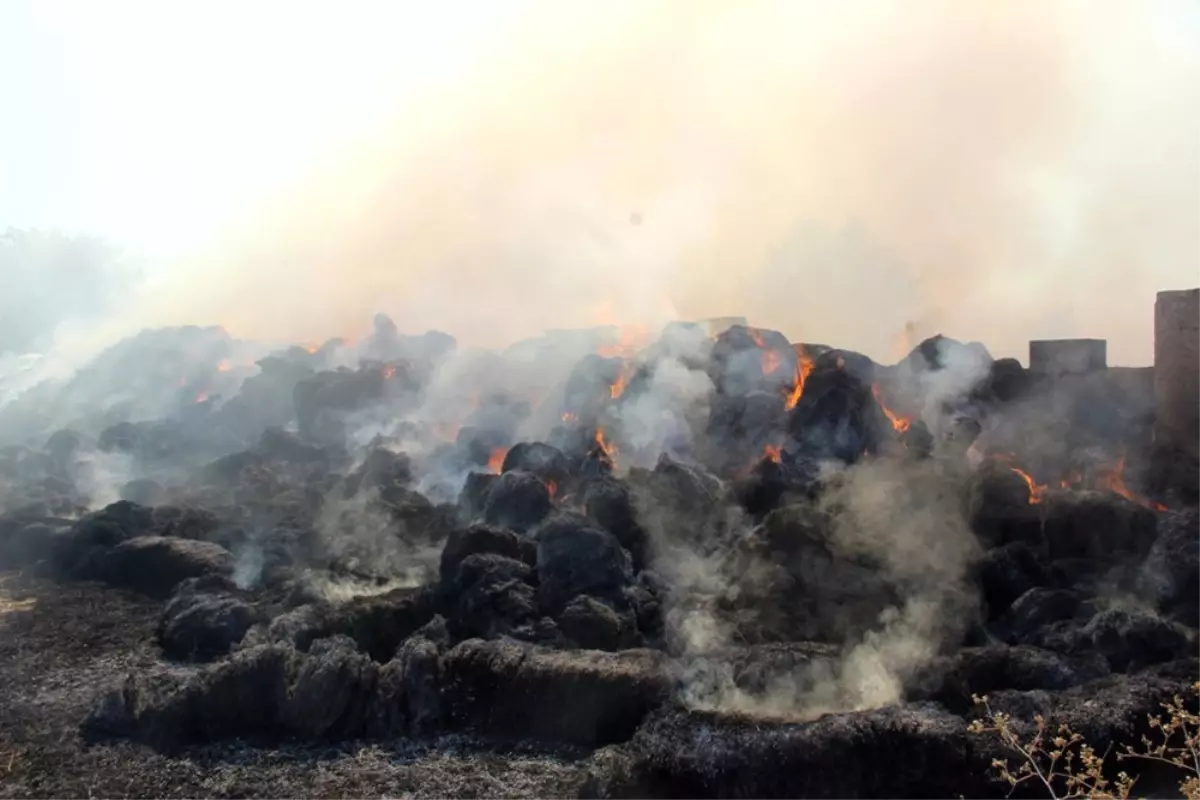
[79,0,1195,367]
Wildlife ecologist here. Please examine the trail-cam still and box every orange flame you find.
[216,359,232,373]
[194,391,209,404]
[1095,454,1168,511]
[304,343,320,354]
[381,364,397,380]
[1009,465,1048,504]
[749,329,781,375]
[609,362,636,400]
[763,444,782,463]
[871,383,912,433]
[546,479,558,499]
[487,448,507,473]
[784,346,816,411]
[595,428,618,464]
[597,324,652,359]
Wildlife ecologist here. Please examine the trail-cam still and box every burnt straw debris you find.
[0,320,1196,798]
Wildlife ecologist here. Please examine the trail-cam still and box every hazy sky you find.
[2,0,1198,364]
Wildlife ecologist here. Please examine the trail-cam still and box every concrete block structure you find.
[1029,339,1107,379]
[1155,289,1200,458]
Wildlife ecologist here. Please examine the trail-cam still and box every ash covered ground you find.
[0,315,1196,798]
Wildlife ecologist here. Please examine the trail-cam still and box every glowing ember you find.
[487,448,507,473]
[381,364,397,380]
[871,383,912,433]
[546,479,558,499]
[784,346,816,411]
[749,329,782,375]
[763,444,782,463]
[194,391,209,404]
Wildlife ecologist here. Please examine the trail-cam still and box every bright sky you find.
[0,0,525,258]
[1,1,1197,364]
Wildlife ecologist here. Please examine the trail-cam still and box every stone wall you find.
[1154,289,1199,459]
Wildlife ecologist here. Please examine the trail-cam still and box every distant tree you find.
[0,228,139,354]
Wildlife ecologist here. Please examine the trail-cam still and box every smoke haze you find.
[4,0,1199,365]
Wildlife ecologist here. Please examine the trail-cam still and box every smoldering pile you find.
[0,313,1195,798]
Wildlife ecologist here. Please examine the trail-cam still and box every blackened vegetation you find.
[0,319,1195,798]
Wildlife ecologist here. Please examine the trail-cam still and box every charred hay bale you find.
[615,703,987,799]
[995,587,1085,644]
[973,542,1050,621]
[366,620,447,737]
[1040,489,1157,562]
[445,553,537,639]
[455,426,511,469]
[786,349,887,464]
[482,470,553,533]
[0,515,73,569]
[558,595,640,651]
[52,500,155,575]
[915,645,1109,714]
[293,369,387,444]
[280,635,380,739]
[343,447,413,497]
[156,576,266,662]
[439,639,670,745]
[705,391,788,470]
[735,503,897,643]
[245,586,436,661]
[980,357,1030,404]
[581,477,648,571]
[313,586,437,662]
[502,442,571,487]
[1137,508,1200,626]
[1081,606,1192,673]
[118,479,167,506]
[964,461,1042,548]
[85,644,295,749]
[625,457,723,549]
[535,512,634,614]
[707,326,794,396]
[975,660,1200,793]
[89,536,235,597]
[439,525,525,582]
[457,471,498,519]
[148,505,222,541]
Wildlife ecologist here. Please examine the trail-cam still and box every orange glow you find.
[1095,454,1168,511]
[381,364,397,379]
[216,359,232,373]
[871,383,911,433]
[304,343,320,354]
[487,447,507,473]
[562,412,578,423]
[597,324,653,359]
[194,391,209,404]
[595,428,618,465]
[749,329,782,375]
[763,444,782,463]
[546,479,558,499]
[609,362,637,400]
[1009,465,1048,504]
[784,345,816,411]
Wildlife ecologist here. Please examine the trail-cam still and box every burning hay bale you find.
[0,310,1195,798]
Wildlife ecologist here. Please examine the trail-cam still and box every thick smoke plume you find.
[60,0,1189,368]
